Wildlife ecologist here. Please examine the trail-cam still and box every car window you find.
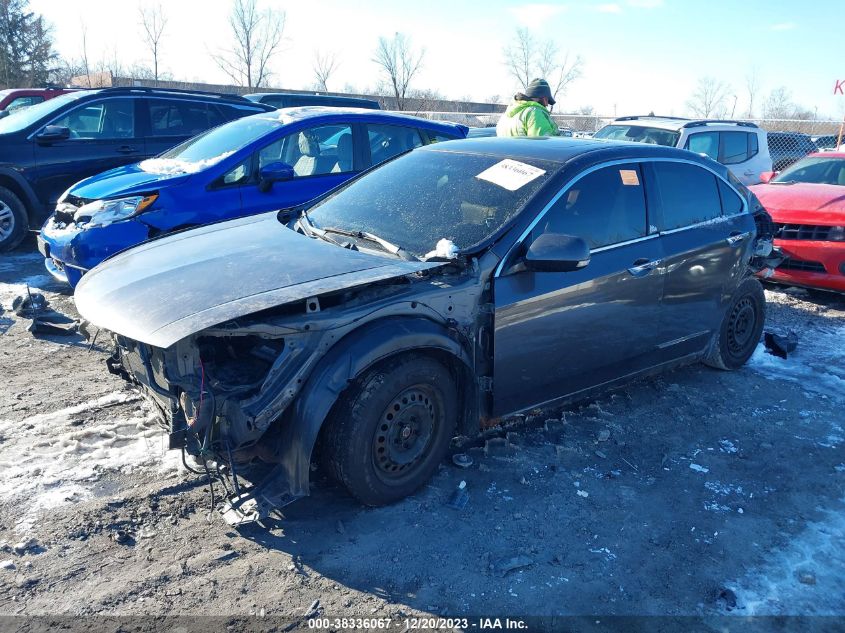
[774,157,845,185]
[686,132,718,160]
[258,124,354,177]
[717,179,744,215]
[651,162,722,230]
[148,99,210,137]
[749,133,759,156]
[534,164,647,249]
[7,95,44,112]
[367,124,423,164]
[593,124,680,147]
[0,90,88,134]
[52,98,135,139]
[721,132,749,165]
[222,160,250,185]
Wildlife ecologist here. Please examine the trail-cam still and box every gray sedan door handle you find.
[726,231,750,247]
[628,258,661,276]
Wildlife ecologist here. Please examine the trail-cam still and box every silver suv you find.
[594,116,772,185]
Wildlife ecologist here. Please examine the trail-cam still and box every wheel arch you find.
[0,169,40,223]
[266,315,476,499]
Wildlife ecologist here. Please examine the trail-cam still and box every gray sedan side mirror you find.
[524,233,590,272]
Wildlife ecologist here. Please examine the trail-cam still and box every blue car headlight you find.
[74,194,158,227]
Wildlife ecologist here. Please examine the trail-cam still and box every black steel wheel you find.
[321,354,457,506]
[705,277,766,370]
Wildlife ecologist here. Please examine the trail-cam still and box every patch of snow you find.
[718,439,738,454]
[727,498,845,614]
[0,391,182,536]
[705,481,745,497]
[424,238,459,260]
[748,310,845,402]
[690,463,709,474]
[139,151,234,175]
[0,275,55,309]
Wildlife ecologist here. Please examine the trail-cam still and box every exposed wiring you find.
[226,441,242,497]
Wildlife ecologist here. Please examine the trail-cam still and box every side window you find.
[651,162,722,230]
[258,124,354,177]
[367,124,423,165]
[7,96,43,111]
[717,179,744,216]
[534,164,647,249]
[148,100,209,137]
[222,160,249,186]
[52,98,135,139]
[749,133,759,158]
[720,132,749,164]
[686,132,718,160]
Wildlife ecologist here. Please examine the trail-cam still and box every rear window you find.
[593,124,680,147]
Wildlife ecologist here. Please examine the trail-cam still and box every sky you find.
[29,0,845,119]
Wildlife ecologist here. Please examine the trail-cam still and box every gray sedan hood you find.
[74,212,441,348]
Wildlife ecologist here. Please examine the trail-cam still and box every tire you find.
[0,186,29,252]
[705,277,766,370]
[321,354,457,506]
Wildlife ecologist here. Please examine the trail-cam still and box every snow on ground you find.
[0,273,56,310]
[749,290,845,402]
[0,392,181,536]
[728,497,845,615]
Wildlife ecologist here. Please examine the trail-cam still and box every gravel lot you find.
[1,239,844,623]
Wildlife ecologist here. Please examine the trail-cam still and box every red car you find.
[750,152,845,293]
[0,87,76,116]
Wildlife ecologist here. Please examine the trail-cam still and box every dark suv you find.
[244,92,380,110]
[74,138,776,524]
[0,87,274,250]
[767,131,818,171]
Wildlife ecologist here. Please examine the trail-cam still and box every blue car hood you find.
[71,164,191,199]
[74,212,442,348]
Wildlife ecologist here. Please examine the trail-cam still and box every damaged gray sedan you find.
[74,137,778,524]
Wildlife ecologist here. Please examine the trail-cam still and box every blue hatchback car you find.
[38,107,467,287]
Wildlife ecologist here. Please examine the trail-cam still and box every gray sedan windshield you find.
[305,150,558,258]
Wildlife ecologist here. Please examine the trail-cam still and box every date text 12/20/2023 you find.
[307,617,529,630]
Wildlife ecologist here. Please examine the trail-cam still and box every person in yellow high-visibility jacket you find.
[496,78,559,137]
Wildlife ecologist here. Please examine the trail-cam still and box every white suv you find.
[593,116,772,185]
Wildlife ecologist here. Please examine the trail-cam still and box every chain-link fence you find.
[410,111,845,169]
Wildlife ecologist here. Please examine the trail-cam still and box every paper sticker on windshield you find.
[476,159,546,191]
[619,169,640,186]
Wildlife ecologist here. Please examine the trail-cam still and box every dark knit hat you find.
[524,78,555,105]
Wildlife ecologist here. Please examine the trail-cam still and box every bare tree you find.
[744,69,761,118]
[503,28,583,107]
[537,39,583,105]
[686,76,732,118]
[312,49,338,92]
[372,32,424,111]
[80,22,91,87]
[502,28,535,92]
[213,0,285,90]
[96,46,123,81]
[139,4,167,83]
[763,86,797,119]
